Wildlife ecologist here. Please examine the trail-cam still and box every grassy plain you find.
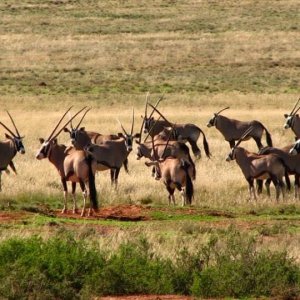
[0,0,299,297]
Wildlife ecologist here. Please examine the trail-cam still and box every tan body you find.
[228,147,285,201]
[137,135,196,179]
[36,140,98,216]
[146,158,194,206]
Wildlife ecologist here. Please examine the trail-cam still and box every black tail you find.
[179,143,196,180]
[181,161,194,204]
[199,128,211,158]
[285,171,291,191]
[123,158,129,174]
[86,155,98,210]
[262,124,273,147]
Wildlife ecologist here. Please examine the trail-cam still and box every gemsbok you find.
[36,107,98,216]
[0,111,25,191]
[259,145,300,199]
[207,107,273,149]
[226,128,286,201]
[144,133,194,206]
[143,102,211,159]
[83,109,140,186]
[284,98,300,139]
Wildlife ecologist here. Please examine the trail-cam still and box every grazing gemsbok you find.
[284,98,300,139]
[143,103,211,159]
[83,110,140,186]
[36,107,98,216]
[144,132,194,206]
[259,145,300,199]
[226,128,286,201]
[207,107,273,149]
[0,111,25,191]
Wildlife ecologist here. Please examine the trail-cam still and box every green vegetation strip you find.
[0,231,299,299]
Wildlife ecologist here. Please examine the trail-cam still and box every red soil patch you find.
[0,211,31,223]
[98,296,192,300]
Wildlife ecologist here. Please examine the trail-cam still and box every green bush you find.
[0,232,299,299]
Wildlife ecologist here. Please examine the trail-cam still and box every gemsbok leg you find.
[71,182,77,214]
[61,178,68,213]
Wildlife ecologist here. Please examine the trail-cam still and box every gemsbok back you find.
[0,111,25,191]
[284,97,300,139]
[36,107,98,217]
[143,100,211,159]
[207,107,273,149]
[144,133,194,206]
[226,127,286,201]
[83,109,140,186]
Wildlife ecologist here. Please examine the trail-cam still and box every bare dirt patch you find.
[98,296,192,300]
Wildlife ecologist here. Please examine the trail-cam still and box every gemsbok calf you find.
[207,107,273,149]
[0,111,25,191]
[36,107,98,216]
[226,128,286,201]
[284,98,300,139]
[144,135,194,206]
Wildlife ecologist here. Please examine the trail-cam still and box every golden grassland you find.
[0,95,298,208]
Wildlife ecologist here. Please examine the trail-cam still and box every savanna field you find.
[0,1,300,299]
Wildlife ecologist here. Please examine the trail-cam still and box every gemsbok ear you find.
[53,138,58,144]
[5,133,12,140]
[134,133,141,139]
[63,128,70,133]
[39,138,45,144]
[79,127,85,131]
[284,114,288,118]
[117,133,124,138]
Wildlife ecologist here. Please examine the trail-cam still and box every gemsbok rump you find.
[0,111,25,191]
[207,107,273,149]
[226,128,286,201]
[144,133,194,206]
[36,107,98,216]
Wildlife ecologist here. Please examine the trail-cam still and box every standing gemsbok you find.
[284,97,300,139]
[144,131,194,206]
[143,101,211,159]
[81,109,140,186]
[226,128,286,201]
[36,107,98,217]
[0,111,25,191]
[207,107,273,149]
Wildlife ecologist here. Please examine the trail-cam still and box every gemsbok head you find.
[284,97,300,139]
[0,111,25,191]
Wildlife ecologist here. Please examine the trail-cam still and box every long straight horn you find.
[290,97,300,115]
[145,92,150,118]
[148,94,165,119]
[143,116,161,142]
[47,106,73,141]
[117,118,128,135]
[131,107,134,135]
[68,111,74,130]
[0,121,16,138]
[51,107,88,141]
[148,103,171,125]
[160,124,175,159]
[6,111,21,137]
[151,134,159,161]
[235,127,253,147]
[216,106,230,115]
[75,107,91,130]
[293,104,300,116]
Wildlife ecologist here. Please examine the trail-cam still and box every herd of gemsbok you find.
[1,95,300,216]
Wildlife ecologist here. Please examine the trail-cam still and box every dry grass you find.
[0,94,298,211]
